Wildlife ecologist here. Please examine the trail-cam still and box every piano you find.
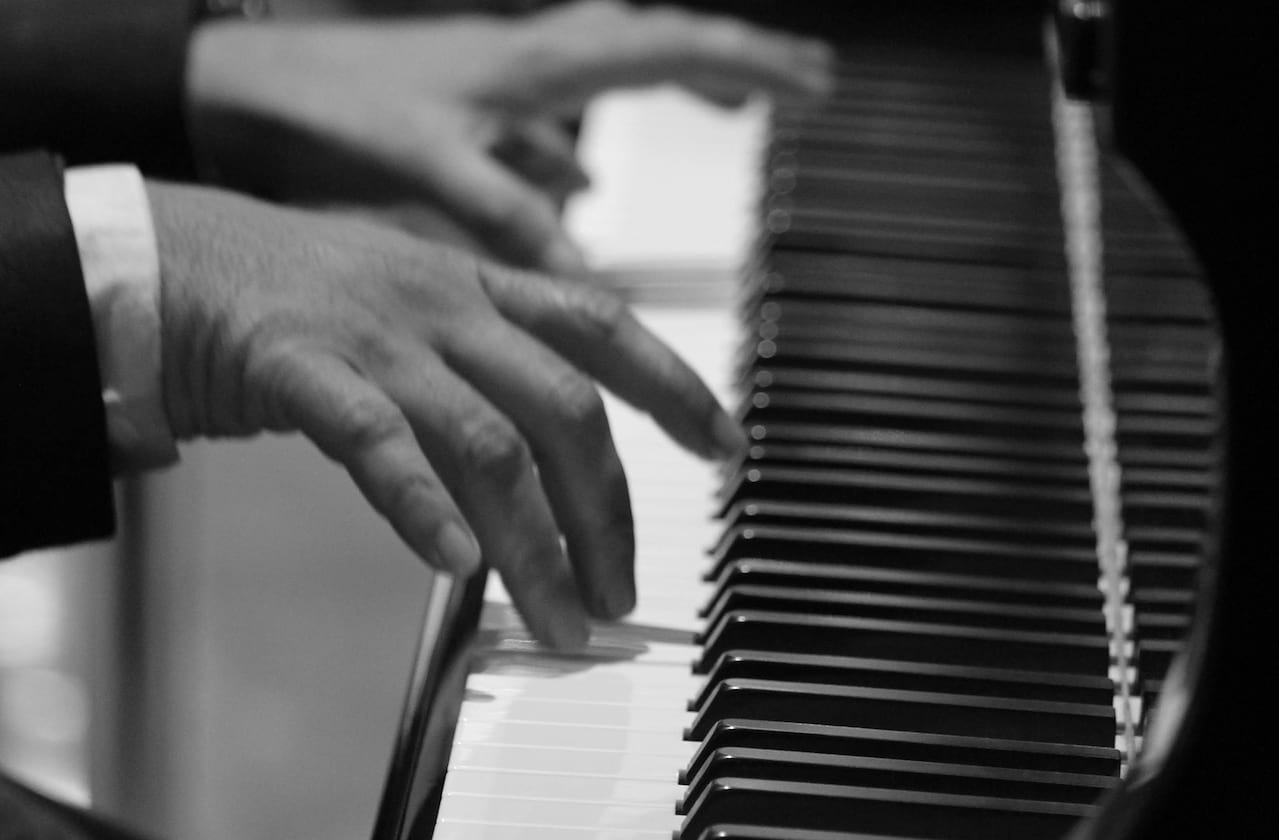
[373,2,1276,838]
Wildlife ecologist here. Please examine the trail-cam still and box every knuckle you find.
[336,396,407,454]
[386,472,438,521]
[698,18,753,55]
[460,418,531,484]
[570,286,628,343]
[551,371,607,434]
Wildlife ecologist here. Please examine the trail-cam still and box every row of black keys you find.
[672,42,1214,838]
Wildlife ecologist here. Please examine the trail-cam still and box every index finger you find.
[477,263,745,460]
[505,2,834,113]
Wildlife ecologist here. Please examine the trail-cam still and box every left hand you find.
[185,0,832,273]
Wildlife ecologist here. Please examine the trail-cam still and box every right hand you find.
[185,0,832,272]
[148,180,744,649]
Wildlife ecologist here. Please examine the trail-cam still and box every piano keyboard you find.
[422,31,1212,840]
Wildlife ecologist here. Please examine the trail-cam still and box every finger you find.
[444,317,636,622]
[260,351,482,576]
[492,118,591,200]
[513,2,834,112]
[413,139,588,276]
[477,263,745,460]
[377,347,590,650]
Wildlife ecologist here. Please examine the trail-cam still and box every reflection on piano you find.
[374,2,1274,838]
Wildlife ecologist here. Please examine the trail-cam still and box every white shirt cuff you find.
[64,165,179,472]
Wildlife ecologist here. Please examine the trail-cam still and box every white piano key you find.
[453,718,694,758]
[434,820,671,840]
[449,742,686,781]
[459,697,692,732]
[443,769,679,806]
[437,793,681,833]
[466,665,699,706]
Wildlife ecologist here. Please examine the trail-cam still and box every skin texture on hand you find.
[147,179,745,649]
[185,0,833,273]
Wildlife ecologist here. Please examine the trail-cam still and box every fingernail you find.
[599,582,636,622]
[710,410,748,460]
[548,610,590,651]
[434,521,482,576]
[541,237,590,277]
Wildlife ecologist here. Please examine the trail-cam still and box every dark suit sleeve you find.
[1,151,115,558]
[0,0,196,173]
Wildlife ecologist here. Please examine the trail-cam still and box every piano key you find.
[744,339,1080,387]
[685,679,1115,746]
[692,651,1115,708]
[745,253,1072,315]
[697,585,1105,636]
[741,389,1086,439]
[434,823,670,840]
[449,742,686,781]
[719,499,1096,547]
[678,748,1116,809]
[688,826,904,840]
[438,793,679,833]
[695,613,1111,675]
[444,769,678,806]
[452,717,693,759]
[706,559,1103,611]
[706,523,1101,583]
[686,720,1120,779]
[717,468,1095,522]
[744,366,1085,412]
[677,778,1092,840]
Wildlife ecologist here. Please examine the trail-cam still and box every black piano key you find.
[1128,550,1201,590]
[692,651,1115,709]
[707,559,1103,612]
[1132,586,1197,617]
[678,748,1117,812]
[745,420,1086,464]
[745,298,1074,349]
[692,826,903,840]
[1104,274,1212,324]
[741,389,1085,441]
[697,585,1105,637]
[1135,639,1182,681]
[745,366,1083,413]
[1114,442,1214,471]
[685,720,1120,781]
[695,613,1111,676]
[720,499,1095,548]
[717,466,1095,523]
[677,778,1091,840]
[744,341,1080,390]
[745,253,1072,316]
[685,679,1115,746]
[1134,612,1192,642]
[1120,465,1213,493]
[1122,492,1210,530]
[706,523,1101,584]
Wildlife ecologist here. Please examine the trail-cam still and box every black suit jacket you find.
[1,0,193,554]
[2,5,192,835]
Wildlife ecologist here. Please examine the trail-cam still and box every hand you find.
[148,180,743,649]
[185,0,832,273]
